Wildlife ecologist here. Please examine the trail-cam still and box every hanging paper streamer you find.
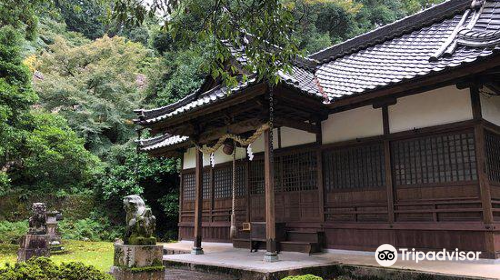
[247,144,254,161]
[210,152,215,167]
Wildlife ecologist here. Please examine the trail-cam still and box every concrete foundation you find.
[111,266,165,280]
[163,241,500,280]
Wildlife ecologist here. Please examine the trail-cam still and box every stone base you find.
[110,266,165,280]
[17,234,50,262]
[264,252,279,262]
[114,244,164,267]
[112,244,165,280]
[191,247,204,255]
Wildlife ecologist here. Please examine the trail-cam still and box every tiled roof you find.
[137,0,500,153]
[136,134,189,152]
[136,77,258,125]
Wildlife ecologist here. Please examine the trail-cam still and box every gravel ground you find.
[165,268,237,280]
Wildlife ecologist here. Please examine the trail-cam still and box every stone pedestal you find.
[17,234,50,262]
[111,244,165,280]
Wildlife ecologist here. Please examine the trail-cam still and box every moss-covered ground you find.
[0,240,114,272]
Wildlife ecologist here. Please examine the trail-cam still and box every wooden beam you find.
[382,106,395,224]
[485,83,500,95]
[274,117,319,134]
[274,87,329,117]
[192,149,204,255]
[471,85,495,258]
[264,129,278,262]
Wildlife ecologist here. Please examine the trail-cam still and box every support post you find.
[316,122,325,223]
[192,149,204,255]
[382,106,395,224]
[471,85,495,258]
[264,129,278,262]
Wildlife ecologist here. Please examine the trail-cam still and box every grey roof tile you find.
[137,0,500,153]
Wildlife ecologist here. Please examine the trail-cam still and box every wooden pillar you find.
[245,161,251,223]
[264,129,278,262]
[192,149,204,255]
[471,85,495,258]
[179,156,184,236]
[210,167,215,223]
[382,106,395,224]
[316,122,325,223]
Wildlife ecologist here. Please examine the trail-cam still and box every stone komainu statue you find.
[123,195,156,245]
[28,203,47,235]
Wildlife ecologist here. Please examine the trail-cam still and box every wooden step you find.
[286,231,324,244]
[279,241,322,255]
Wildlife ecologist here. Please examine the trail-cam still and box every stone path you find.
[165,268,237,280]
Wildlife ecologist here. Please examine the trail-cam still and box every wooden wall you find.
[178,120,500,258]
[177,82,500,258]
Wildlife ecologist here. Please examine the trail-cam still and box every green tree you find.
[54,0,109,40]
[146,47,208,107]
[34,35,156,157]
[0,26,99,194]
[113,0,299,86]
[0,26,38,191]
[0,0,52,40]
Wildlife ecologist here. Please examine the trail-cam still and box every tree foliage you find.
[0,26,98,195]
[54,0,109,40]
[113,0,299,86]
[0,0,52,40]
[34,35,155,157]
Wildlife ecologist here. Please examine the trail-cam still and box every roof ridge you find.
[309,0,472,63]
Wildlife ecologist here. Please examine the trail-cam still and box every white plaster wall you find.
[280,127,316,148]
[481,91,500,126]
[182,127,314,170]
[322,105,383,144]
[246,128,278,154]
[389,86,472,133]
[183,147,196,169]
[182,146,248,169]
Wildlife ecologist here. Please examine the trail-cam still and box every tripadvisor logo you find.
[375,244,398,267]
[375,244,482,267]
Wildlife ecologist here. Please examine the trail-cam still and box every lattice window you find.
[248,152,317,194]
[249,159,264,195]
[282,151,317,192]
[182,173,196,201]
[324,143,385,191]
[214,166,232,198]
[391,131,477,186]
[486,130,500,183]
[235,164,247,197]
[203,171,211,199]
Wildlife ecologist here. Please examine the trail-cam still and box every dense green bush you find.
[0,221,28,244]
[58,217,122,242]
[0,257,113,280]
[282,275,323,280]
[0,192,95,222]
